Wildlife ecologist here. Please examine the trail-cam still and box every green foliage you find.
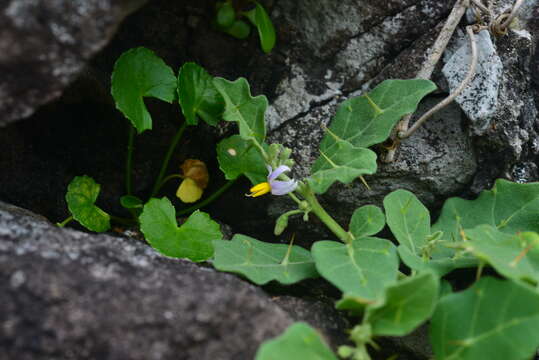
[320,79,436,149]
[216,135,267,184]
[309,79,435,194]
[111,47,176,133]
[224,20,251,39]
[384,189,430,254]
[65,176,110,232]
[213,77,267,143]
[178,62,223,126]
[255,322,338,360]
[432,179,539,241]
[349,205,385,239]
[463,226,539,285]
[120,195,143,209]
[430,277,539,360]
[216,1,235,28]
[308,139,377,194]
[244,2,276,53]
[365,272,439,336]
[212,234,318,285]
[312,238,399,302]
[139,198,222,261]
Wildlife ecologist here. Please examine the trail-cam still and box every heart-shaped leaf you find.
[213,77,267,143]
[244,2,276,53]
[349,205,385,239]
[139,197,222,261]
[432,179,539,241]
[65,176,110,232]
[312,238,399,302]
[430,277,539,360]
[365,272,439,336]
[216,135,267,184]
[255,322,338,360]
[178,62,223,126]
[320,79,436,151]
[308,139,377,194]
[111,47,177,133]
[463,226,539,285]
[212,234,318,285]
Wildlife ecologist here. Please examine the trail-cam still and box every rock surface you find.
[0,201,349,360]
[0,0,148,127]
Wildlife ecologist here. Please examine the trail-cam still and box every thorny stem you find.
[399,25,478,139]
[150,121,188,199]
[297,185,353,244]
[126,125,136,195]
[384,0,469,162]
[176,179,238,216]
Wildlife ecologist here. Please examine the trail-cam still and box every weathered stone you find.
[0,201,348,359]
[0,0,148,126]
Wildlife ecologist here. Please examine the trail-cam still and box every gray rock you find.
[442,30,503,134]
[0,201,328,360]
[0,0,148,127]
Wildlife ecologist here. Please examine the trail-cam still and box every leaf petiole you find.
[57,216,74,228]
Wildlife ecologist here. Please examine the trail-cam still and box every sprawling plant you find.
[57,37,539,360]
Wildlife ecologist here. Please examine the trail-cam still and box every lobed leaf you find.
[216,135,267,185]
[213,77,267,143]
[139,198,222,261]
[308,139,377,194]
[178,62,223,126]
[212,234,318,285]
[365,272,439,336]
[320,79,436,150]
[111,47,177,133]
[244,2,276,53]
[463,225,539,285]
[65,176,110,232]
[432,179,539,242]
[430,277,539,360]
[349,205,385,239]
[255,322,337,360]
[312,238,399,302]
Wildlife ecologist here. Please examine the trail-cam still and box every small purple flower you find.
[247,165,298,197]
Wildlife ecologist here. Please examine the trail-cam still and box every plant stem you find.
[177,179,238,216]
[150,122,188,198]
[298,186,353,244]
[153,174,184,195]
[126,125,136,195]
[57,216,73,227]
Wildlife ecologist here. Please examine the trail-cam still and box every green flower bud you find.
[278,147,292,162]
[274,213,289,236]
[267,143,281,160]
[337,345,355,358]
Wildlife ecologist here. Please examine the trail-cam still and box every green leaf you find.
[244,2,276,53]
[178,62,224,126]
[349,205,385,239]
[312,238,399,302]
[120,195,143,209]
[255,322,338,360]
[65,176,111,232]
[463,226,539,285]
[365,272,439,336]
[320,79,436,150]
[432,179,539,242]
[383,189,430,255]
[111,47,177,133]
[308,139,377,194]
[397,245,477,277]
[216,1,235,28]
[216,135,267,184]
[225,20,251,39]
[212,234,318,285]
[139,198,222,261]
[213,77,267,143]
[430,277,539,360]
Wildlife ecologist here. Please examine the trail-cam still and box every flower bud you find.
[274,213,289,236]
